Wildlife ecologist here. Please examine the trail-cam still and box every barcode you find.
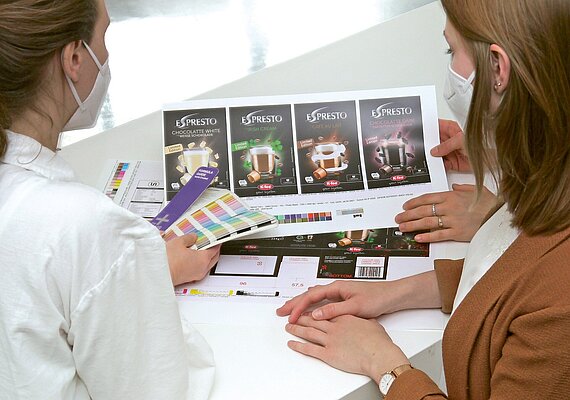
[355,266,384,278]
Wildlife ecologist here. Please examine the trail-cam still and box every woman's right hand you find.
[276,281,398,324]
[432,119,471,172]
[277,272,441,324]
[165,234,221,286]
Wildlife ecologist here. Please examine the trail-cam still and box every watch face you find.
[379,373,395,395]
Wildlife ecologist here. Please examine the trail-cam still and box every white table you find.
[61,3,458,399]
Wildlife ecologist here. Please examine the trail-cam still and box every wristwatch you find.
[378,364,413,398]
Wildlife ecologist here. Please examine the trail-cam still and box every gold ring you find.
[437,216,444,229]
[432,203,438,217]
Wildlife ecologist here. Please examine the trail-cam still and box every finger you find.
[438,118,462,141]
[451,183,476,192]
[276,286,329,319]
[398,216,438,233]
[203,245,221,260]
[311,299,360,321]
[401,192,445,211]
[287,340,327,362]
[179,233,198,247]
[296,315,333,332]
[206,253,219,271]
[413,228,458,243]
[284,284,343,323]
[430,131,464,157]
[286,322,328,345]
[395,204,437,224]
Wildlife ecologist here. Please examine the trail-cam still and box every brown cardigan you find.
[387,226,570,399]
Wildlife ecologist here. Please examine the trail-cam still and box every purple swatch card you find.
[151,166,219,231]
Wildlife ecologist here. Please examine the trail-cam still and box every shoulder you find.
[506,229,570,310]
[9,176,163,272]
[35,179,155,237]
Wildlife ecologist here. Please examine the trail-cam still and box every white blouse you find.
[452,203,521,312]
[0,131,214,400]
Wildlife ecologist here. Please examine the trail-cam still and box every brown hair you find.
[0,0,99,157]
[442,0,570,235]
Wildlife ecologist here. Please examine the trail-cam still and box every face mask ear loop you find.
[466,71,476,85]
[61,48,86,111]
[82,41,104,71]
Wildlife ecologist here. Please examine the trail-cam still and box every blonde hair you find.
[0,0,98,157]
[442,0,570,235]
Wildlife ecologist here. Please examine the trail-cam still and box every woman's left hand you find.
[285,315,409,384]
[395,183,498,243]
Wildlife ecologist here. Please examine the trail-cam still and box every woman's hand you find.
[432,119,471,172]
[277,271,441,324]
[285,315,409,383]
[276,281,401,324]
[395,183,498,243]
[165,233,221,286]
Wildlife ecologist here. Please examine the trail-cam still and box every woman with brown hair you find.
[277,0,570,398]
[0,1,220,398]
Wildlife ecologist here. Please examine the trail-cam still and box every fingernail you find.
[415,234,424,242]
[312,309,323,319]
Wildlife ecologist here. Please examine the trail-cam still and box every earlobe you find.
[489,44,511,93]
[61,40,83,83]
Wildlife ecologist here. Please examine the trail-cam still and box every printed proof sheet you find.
[163,86,449,237]
[176,227,449,330]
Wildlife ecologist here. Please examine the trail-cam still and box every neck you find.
[10,97,68,152]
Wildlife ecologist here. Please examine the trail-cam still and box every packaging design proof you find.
[163,108,230,201]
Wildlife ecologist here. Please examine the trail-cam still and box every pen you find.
[176,288,235,297]
[235,290,280,297]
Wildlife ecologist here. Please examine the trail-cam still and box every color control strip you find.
[275,212,332,224]
[105,162,129,200]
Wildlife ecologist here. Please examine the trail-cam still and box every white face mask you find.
[63,41,111,131]
[443,63,475,128]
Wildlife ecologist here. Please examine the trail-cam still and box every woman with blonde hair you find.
[278,0,570,398]
[0,1,220,398]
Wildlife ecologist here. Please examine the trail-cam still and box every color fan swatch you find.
[163,191,277,249]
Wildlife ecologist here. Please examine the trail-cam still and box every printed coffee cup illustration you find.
[338,229,372,246]
[176,143,220,187]
[346,229,370,241]
[375,132,415,177]
[247,145,279,183]
[310,142,348,180]
[183,148,210,175]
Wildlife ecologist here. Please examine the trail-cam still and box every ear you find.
[489,44,511,94]
[61,40,84,83]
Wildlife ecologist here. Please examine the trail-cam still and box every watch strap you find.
[391,363,413,377]
[378,364,413,398]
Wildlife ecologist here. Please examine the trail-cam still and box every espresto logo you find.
[175,113,218,128]
[371,102,413,119]
[241,110,283,126]
[306,107,348,123]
